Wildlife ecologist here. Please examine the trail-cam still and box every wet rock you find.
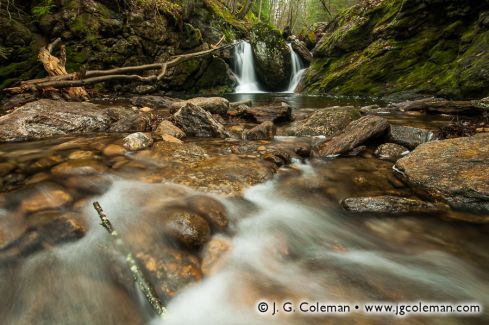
[102,144,127,157]
[163,212,211,249]
[67,150,97,160]
[342,196,448,214]
[0,100,151,143]
[285,106,361,136]
[243,121,276,140]
[395,97,483,115]
[289,36,313,62]
[161,134,183,144]
[154,120,186,139]
[313,116,390,158]
[172,104,227,138]
[186,195,229,231]
[375,143,409,162]
[145,141,208,163]
[132,242,202,302]
[395,134,489,213]
[387,125,435,149]
[250,23,292,90]
[22,155,64,174]
[108,112,152,133]
[0,93,37,112]
[51,159,108,176]
[0,213,86,264]
[262,147,293,167]
[170,97,229,116]
[130,95,176,109]
[63,175,113,195]
[123,132,154,151]
[19,183,73,214]
[234,103,292,123]
[0,162,15,177]
[347,145,367,157]
[201,236,232,276]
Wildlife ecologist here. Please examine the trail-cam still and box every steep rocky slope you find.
[301,0,489,99]
[0,0,251,95]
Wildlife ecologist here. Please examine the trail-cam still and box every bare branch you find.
[93,202,167,318]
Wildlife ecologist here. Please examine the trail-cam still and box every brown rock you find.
[243,121,276,140]
[0,213,85,263]
[170,97,230,116]
[163,212,211,249]
[0,100,151,143]
[172,104,228,138]
[235,103,292,123]
[51,159,108,176]
[0,162,15,177]
[67,150,97,160]
[161,134,183,144]
[186,195,229,231]
[375,143,409,161]
[201,236,232,276]
[130,95,176,109]
[102,144,127,157]
[285,106,361,137]
[313,115,390,158]
[123,132,154,151]
[342,196,448,214]
[387,125,435,149]
[395,134,489,213]
[154,120,186,139]
[395,97,482,115]
[19,183,73,214]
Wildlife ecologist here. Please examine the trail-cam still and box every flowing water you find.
[0,94,487,324]
[286,43,307,93]
[234,42,263,94]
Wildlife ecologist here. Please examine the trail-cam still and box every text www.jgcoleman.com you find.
[256,301,482,317]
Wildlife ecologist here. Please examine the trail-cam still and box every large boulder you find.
[243,121,276,141]
[395,134,489,213]
[285,106,360,136]
[172,103,228,138]
[0,100,151,142]
[170,97,230,116]
[250,23,292,91]
[313,115,390,158]
[231,103,292,123]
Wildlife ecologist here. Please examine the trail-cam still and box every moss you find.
[303,0,489,98]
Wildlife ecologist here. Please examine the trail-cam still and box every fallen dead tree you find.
[5,37,236,99]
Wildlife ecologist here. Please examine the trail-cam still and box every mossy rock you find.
[250,22,292,91]
[303,0,489,99]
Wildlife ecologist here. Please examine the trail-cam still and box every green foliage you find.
[32,0,56,20]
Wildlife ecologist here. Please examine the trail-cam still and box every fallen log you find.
[37,38,89,99]
[93,202,167,318]
[5,40,237,97]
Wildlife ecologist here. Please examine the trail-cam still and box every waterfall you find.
[286,43,306,93]
[234,41,263,93]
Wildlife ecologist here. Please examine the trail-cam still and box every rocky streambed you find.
[0,94,488,324]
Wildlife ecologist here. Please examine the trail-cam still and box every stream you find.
[0,94,487,324]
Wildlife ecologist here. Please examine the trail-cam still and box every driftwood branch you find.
[5,41,237,95]
[93,202,167,318]
[37,38,89,99]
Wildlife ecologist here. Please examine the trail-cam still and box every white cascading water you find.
[234,41,263,93]
[286,43,306,93]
